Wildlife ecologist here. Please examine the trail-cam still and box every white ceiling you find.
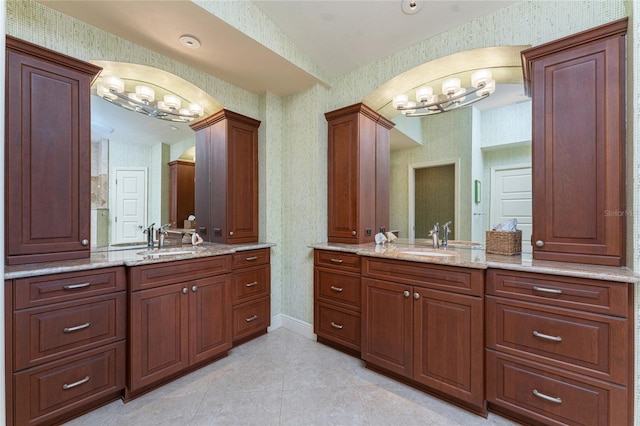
[39,0,523,147]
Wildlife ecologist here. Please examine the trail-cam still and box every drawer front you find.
[232,265,270,305]
[232,248,270,269]
[314,302,360,351]
[14,267,126,309]
[486,297,628,385]
[362,257,483,296]
[314,268,361,310]
[129,255,232,291]
[314,249,361,273]
[486,350,628,426]
[14,341,125,426]
[232,296,270,342]
[486,269,628,317]
[14,293,126,371]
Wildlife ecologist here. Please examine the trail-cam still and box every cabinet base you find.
[316,336,361,358]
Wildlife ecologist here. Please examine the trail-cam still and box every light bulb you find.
[188,103,204,116]
[442,78,461,95]
[164,94,181,110]
[416,86,433,103]
[135,85,155,102]
[392,94,408,109]
[471,69,493,88]
[102,75,124,93]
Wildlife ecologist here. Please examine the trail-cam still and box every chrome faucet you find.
[428,222,439,249]
[143,223,155,248]
[158,223,171,248]
[442,221,451,247]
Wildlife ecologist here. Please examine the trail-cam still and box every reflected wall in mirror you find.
[90,62,220,248]
[365,46,533,249]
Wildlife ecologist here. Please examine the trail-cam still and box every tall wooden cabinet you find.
[168,160,195,228]
[325,103,394,244]
[190,109,260,244]
[5,36,101,265]
[522,18,627,266]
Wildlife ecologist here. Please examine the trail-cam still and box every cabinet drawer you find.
[232,265,270,305]
[486,297,628,385]
[14,292,126,371]
[14,267,126,309]
[232,248,270,269]
[129,255,232,291]
[486,269,629,317]
[314,302,360,351]
[232,296,270,342]
[362,257,483,296]
[14,341,125,426]
[486,350,628,426]
[314,268,361,310]
[314,250,361,273]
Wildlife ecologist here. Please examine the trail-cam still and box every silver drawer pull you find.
[330,286,343,292]
[532,389,562,404]
[63,322,91,333]
[330,321,343,329]
[330,258,343,264]
[245,315,258,322]
[63,282,91,290]
[533,286,563,295]
[245,256,258,261]
[533,330,562,342]
[245,281,259,288]
[62,375,90,390]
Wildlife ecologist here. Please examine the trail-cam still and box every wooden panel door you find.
[413,287,484,408]
[189,275,232,365]
[129,282,189,392]
[361,278,413,377]
[5,37,101,265]
[523,19,627,266]
[169,160,195,229]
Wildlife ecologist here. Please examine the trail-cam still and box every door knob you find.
[81,239,89,246]
[229,231,234,236]
[413,292,420,299]
[535,240,544,247]
[403,290,410,298]
[352,230,356,236]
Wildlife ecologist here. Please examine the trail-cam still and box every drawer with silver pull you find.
[314,250,361,273]
[314,302,360,351]
[232,248,270,269]
[486,296,628,385]
[232,296,270,342]
[314,268,361,309]
[14,292,126,370]
[231,265,270,304]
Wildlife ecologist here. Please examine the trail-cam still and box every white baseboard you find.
[268,314,316,341]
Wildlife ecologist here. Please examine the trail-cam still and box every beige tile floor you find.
[64,328,520,426]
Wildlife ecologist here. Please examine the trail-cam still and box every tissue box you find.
[183,220,195,229]
[486,230,522,255]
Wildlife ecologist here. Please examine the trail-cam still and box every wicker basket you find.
[485,230,522,255]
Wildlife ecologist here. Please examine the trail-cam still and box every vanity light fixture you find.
[393,69,496,117]
[95,75,205,123]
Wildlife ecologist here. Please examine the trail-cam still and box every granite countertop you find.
[4,242,276,279]
[309,239,640,283]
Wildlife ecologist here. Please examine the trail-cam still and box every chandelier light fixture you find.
[95,75,205,123]
[392,69,496,117]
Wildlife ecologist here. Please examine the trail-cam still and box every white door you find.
[490,165,532,253]
[114,168,147,244]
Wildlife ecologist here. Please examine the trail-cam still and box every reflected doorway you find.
[113,167,148,244]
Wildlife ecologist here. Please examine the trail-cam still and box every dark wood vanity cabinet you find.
[485,269,633,425]
[325,103,394,244]
[522,18,627,266]
[5,36,101,265]
[127,256,232,399]
[168,160,195,229]
[191,110,260,244]
[361,257,485,414]
[6,267,126,425]
[231,249,271,343]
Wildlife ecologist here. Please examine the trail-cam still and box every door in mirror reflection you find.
[114,168,147,244]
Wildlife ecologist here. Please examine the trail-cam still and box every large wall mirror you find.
[90,61,221,248]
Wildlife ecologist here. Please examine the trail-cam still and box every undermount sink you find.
[444,240,482,248]
[400,250,458,258]
[138,249,196,257]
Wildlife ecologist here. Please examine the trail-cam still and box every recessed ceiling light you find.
[168,125,179,131]
[179,35,201,49]
[402,0,424,15]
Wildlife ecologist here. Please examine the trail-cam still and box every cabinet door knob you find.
[351,230,356,236]
[403,290,410,298]
[535,240,544,247]
[81,239,89,246]
[182,287,188,294]
[229,231,234,236]
[192,285,197,292]
[413,292,420,299]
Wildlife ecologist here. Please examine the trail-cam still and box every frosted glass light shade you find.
[476,80,496,97]
[442,78,461,95]
[164,94,181,110]
[127,92,142,105]
[392,94,408,109]
[102,75,124,93]
[96,84,117,100]
[135,85,155,102]
[188,103,204,116]
[471,69,493,88]
[416,86,433,102]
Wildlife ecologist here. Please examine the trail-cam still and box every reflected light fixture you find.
[95,75,205,123]
[393,69,496,117]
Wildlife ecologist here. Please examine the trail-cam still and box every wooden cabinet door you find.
[5,37,100,265]
[227,119,258,243]
[168,160,195,228]
[129,282,189,392]
[523,19,627,266]
[413,287,484,408]
[189,275,232,365]
[361,278,413,377]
